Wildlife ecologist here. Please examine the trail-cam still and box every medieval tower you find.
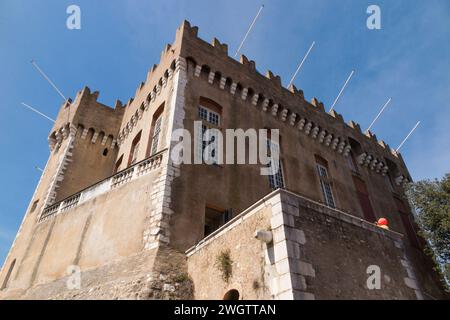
[0,21,447,300]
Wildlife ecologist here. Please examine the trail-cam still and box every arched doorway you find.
[223,289,240,300]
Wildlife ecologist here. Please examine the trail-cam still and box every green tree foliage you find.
[406,173,450,283]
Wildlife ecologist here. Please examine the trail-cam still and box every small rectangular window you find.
[30,200,39,213]
[204,207,231,237]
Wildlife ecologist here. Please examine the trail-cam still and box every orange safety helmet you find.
[377,218,388,226]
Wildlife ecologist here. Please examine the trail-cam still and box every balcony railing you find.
[39,149,167,222]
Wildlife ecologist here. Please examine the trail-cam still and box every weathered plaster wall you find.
[3,246,192,300]
[187,199,273,300]
[186,190,446,300]
[0,167,163,298]
[273,191,418,299]
[0,20,445,300]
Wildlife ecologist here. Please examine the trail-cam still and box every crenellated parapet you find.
[190,58,353,160]
[48,122,77,151]
[47,87,124,152]
[177,20,409,175]
[116,57,186,146]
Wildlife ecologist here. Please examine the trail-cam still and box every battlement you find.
[176,20,409,177]
[182,21,399,158]
[45,20,410,185]
[48,86,125,151]
[2,20,445,301]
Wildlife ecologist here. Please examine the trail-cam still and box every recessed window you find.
[197,103,221,164]
[151,115,162,156]
[315,155,335,208]
[384,173,394,192]
[204,206,232,237]
[128,131,142,166]
[1,259,16,290]
[147,103,165,157]
[198,106,220,126]
[395,197,421,248]
[266,137,284,190]
[102,148,108,156]
[352,175,376,221]
[347,138,362,173]
[30,200,39,213]
[346,151,358,172]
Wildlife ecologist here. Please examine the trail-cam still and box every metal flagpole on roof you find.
[396,121,421,152]
[31,60,70,122]
[20,102,55,123]
[288,41,316,88]
[365,98,392,133]
[31,60,67,101]
[329,70,355,112]
[234,4,264,58]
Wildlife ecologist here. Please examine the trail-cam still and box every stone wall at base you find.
[1,246,193,300]
[186,200,274,300]
[185,190,447,300]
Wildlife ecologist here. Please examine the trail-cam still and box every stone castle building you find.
[0,21,447,300]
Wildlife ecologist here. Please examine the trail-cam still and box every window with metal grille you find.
[198,106,220,125]
[197,106,220,164]
[317,164,336,208]
[267,140,284,189]
[151,115,162,155]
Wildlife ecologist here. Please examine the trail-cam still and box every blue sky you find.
[0,0,449,266]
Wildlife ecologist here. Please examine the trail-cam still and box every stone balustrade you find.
[39,149,166,222]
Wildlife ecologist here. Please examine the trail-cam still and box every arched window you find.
[385,158,399,190]
[315,155,335,208]
[87,128,95,141]
[347,137,361,172]
[1,259,16,290]
[223,289,240,300]
[128,131,142,166]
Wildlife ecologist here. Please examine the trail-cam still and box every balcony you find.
[39,149,167,222]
